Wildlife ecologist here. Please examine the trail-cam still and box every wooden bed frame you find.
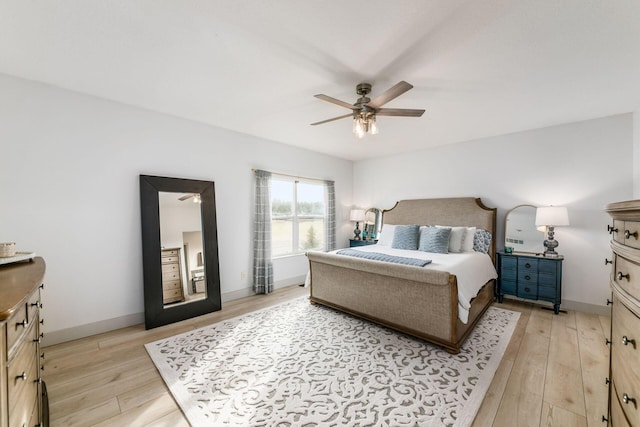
[307,197,497,354]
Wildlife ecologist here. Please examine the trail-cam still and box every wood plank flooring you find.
[42,286,610,426]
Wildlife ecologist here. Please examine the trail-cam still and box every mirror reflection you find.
[158,191,207,306]
[364,208,382,240]
[504,204,545,254]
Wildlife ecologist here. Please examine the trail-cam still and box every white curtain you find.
[253,170,273,294]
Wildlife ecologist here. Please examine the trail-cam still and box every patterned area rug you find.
[145,297,519,427]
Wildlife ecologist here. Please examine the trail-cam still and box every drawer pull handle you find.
[605,377,610,385]
[605,338,611,345]
[622,335,636,346]
[524,263,531,268]
[622,393,636,405]
[608,225,619,234]
[605,258,612,265]
[524,275,531,281]
[35,377,42,384]
[33,337,41,344]
[41,352,45,359]
[524,287,531,292]
[16,319,28,328]
[606,299,613,306]
[601,415,608,423]
[31,301,42,308]
[40,318,44,325]
[40,283,44,289]
[617,272,630,281]
[16,372,27,381]
[625,230,638,239]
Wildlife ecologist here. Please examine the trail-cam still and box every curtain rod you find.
[251,168,333,184]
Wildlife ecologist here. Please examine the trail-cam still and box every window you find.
[271,178,325,257]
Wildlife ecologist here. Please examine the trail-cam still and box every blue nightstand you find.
[349,239,378,247]
[497,252,563,314]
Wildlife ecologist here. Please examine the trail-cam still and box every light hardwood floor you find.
[42,286,610,426]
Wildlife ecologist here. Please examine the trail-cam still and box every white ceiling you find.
[2,1,639,161]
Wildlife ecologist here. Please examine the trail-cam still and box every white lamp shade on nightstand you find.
[349,209,366,222]
[535,206,569,227]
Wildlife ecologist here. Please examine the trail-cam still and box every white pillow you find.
[376,224,396,246]
[462,227,476,252]
[436,225,475,253]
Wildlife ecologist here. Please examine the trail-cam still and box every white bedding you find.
[307,244,497,324]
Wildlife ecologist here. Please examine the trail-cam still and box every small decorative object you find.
[350,209,366,240]
[535,206,570,257]
[0,242,16,258]
[505,246,513,254]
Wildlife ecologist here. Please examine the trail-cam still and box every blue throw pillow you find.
[419,226,451,253]
[391,225,420,250]
[473,229,492,254]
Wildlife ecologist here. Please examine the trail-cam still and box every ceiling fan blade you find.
[178,194,194,201]
[366,81,414,109]
[311,113,353,126]
[376,108,425,117]
[314,94,357,110]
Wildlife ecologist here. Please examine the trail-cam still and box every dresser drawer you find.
[162,280,182,291]
[162,270,180,282]
[614,255,640,302]
[518,258,538,272]
[621,220,640,249]
[500,256,517,270]
[517,270,537,284]
[611,300,640,427]
[163,288,183,302]
[537,285,556,300]
[162,255,179,264]
[162,249,179,257]
[611,382,633,427]
[161,262,180,274]
[8,320,38,414]
[7,301,29,356]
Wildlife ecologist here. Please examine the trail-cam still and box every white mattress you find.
[310,245,497,324]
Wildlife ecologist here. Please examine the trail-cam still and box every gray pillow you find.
[419,226,451,254]
[391,224,420,250]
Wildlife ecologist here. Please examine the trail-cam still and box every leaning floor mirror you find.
[140,175,221,329]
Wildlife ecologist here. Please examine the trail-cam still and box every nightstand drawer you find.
[518,258,538,272]
[517,284,537,299]
[501,279,516,295]
[518,270,537,283]
[501,256,517,269]
[538,259,558,274]
[537,285,556,300]
[538,272,557,286]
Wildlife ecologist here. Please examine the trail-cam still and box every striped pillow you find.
[391,225,420,250]
[419,226,451,254]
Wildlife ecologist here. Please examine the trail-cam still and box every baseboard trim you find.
[501,296,610,317]
[43,275,307,347]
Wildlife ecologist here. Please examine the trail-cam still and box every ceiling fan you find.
[311,81,425,138]
[178,193,201,203]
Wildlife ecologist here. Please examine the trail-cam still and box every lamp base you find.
[353,222,361,240]
[543,226,560,257]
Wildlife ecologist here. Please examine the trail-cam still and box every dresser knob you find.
[40,283,44,289]
[40,318,44,325]
[606,299,613,305]
[16,319,28,328]
[625,230,638,239]
[41,352,45,359]
[605,338,611,345]
[617,272,630,281]
[524,287,531,292]
[33,337,41,344]
[622,335,636,346]
[605,377,610,385]
[16,372,27,381]
[622,393,636,405]
[524,275,531,281]
[35,377,42,384]
[31,301,42,308]
[608,225,619,234]
[601,415,608,423]
[605,258,612,265]
[524,262,531,268]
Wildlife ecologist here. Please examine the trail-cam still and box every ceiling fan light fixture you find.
[353,112,376,139]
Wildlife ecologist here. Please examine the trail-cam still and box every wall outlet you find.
[241,271,246,280]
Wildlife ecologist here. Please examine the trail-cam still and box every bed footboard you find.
[308,251,464,352]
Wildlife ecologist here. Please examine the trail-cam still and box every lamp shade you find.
[349,209,366,222]
[535,206,570,227]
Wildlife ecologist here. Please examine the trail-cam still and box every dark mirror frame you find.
[140,175,221,329]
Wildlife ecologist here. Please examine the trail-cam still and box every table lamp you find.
[535,206,569,257]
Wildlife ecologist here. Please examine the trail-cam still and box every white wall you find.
[634,109,640,198]
[0,74,353,343]
[354,114,634,310]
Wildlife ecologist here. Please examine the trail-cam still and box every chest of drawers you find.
[497,252,563,314]
[0,257,47,427]
[161,248,184,304]
[605,200,640,426]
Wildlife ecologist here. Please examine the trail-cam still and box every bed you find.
[306,197,497,354]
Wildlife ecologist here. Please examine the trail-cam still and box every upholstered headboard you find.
[382,198,497,262]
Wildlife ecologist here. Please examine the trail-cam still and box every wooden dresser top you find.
[0,257,45,321]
